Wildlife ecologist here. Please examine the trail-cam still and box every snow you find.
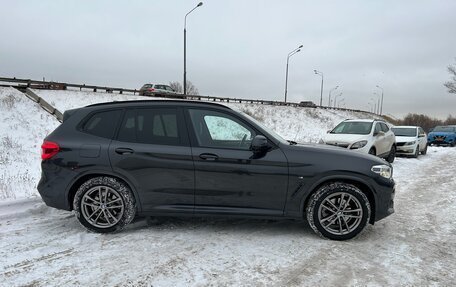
[0,87,59,200]
[1,87,455,285]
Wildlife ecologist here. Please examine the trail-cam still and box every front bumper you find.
[396,144,417,155]
[373,178,395,222]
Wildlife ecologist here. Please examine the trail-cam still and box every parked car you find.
[320,119,396,163]
[299,101,317,108]
[139,84,176,97]
[427,125,456,147]
[38,100,395,240]
[391,126,427,157]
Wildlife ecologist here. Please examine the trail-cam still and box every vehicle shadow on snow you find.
[124,216,318,238]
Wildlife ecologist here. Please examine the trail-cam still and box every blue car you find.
[427,125,456,146]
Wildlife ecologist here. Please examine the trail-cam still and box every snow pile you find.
[0,87,59,200]
[35,89,378,143]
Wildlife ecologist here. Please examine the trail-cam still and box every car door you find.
[373,123,386,155]
[380,123,395,153]
[109,107,195,213]
[418,127,426,150]
[185,108,289,216]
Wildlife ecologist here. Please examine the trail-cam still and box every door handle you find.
[115,147,134,155]
[199,153,219,161]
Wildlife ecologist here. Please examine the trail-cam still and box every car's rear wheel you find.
[73,176,136,233]
[386,145,396,163]
[306,182,371,240]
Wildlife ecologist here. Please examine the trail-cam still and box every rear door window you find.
[117,108,183,146]
[81,110,122,139]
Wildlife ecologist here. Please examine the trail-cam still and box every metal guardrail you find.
[24,88,63,122]
[1,76,374,115]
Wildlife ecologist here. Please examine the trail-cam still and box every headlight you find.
[350,140,368,149]
[371,165,392,179]
[318,139,325,144]
[405,141,416,145]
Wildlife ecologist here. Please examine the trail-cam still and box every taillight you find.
[41,141,60,160]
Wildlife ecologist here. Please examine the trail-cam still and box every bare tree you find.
[169,81,199,95]
[444,60,456,94]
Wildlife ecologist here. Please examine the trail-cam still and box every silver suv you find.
[139,84,176,97]
[321,119,396,163]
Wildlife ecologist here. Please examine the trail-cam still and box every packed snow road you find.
[1,147,455,286]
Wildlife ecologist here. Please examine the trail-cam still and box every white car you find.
[391,126,427,157]
[321,119,396,163]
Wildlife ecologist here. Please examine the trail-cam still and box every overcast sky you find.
[1,0,455,118]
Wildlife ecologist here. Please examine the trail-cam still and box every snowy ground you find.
[0,87,59,200]
[0,147,455,286]
[1,87,455,285]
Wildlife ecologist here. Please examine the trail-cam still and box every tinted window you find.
[118,108,181,145]
[433,126,456,132]
[380,123,390,132]
[392,127,417,137]
[331,121,373,135]
[82,110,122,139]
[189,109,255,150]
[374,123,382,134]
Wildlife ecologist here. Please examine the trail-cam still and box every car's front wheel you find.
[386,145,396,163]
[306,182,371,240]
[73,176,136,233]
[421,144,427,155]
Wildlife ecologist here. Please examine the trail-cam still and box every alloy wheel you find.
[317,192,363,236]
[81,186,125,228]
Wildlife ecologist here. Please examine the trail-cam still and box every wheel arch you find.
[66,171,141,212]
[300,176,377,224]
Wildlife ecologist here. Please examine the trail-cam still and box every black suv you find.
[38,100,395,240]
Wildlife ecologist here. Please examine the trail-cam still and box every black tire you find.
[451,142,455,147]
[386,145,396,163]
[306,182,371,241]
[73,176,136,233]
[412,146,419,158]
[421,144,427,155]
[368,147,376,155]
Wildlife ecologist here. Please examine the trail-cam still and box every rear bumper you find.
[37,162,77,211]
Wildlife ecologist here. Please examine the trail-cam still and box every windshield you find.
[331,121,373,135]
[433,126,455,132]
[392,127,417,137]
[241,113,288,144]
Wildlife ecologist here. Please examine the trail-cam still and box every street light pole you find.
[334,92,342,108]
[376,85,384,115]
[328,85,339,106]
[373,92,380,115]
[183,2,203,96]
[370,98,377,115]
[314,70,324,106]
[284,45,303,102]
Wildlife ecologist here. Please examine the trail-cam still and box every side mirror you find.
[418,133,425,138]
[374,131,385,136]
[251,135,268,153]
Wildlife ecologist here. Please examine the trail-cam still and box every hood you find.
[395,136,417,143]
[323,133,368,145]
[289,142,388,165]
